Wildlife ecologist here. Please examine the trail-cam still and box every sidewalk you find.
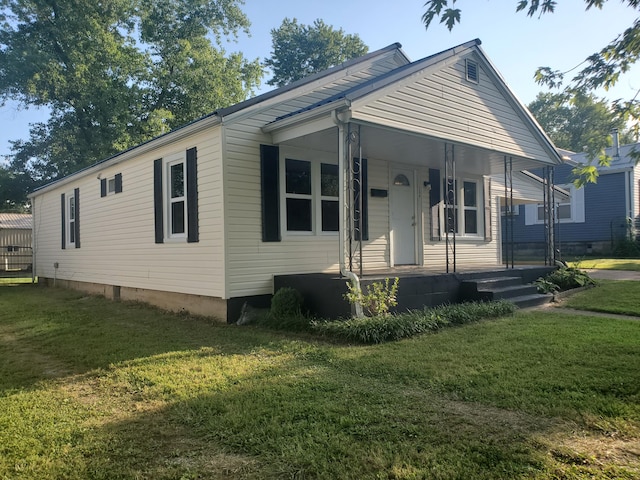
[583,269,640,281]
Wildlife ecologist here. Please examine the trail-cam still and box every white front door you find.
[390,168,416,265]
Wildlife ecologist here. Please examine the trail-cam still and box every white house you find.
[29,39,563,321]
[0,213,33,273]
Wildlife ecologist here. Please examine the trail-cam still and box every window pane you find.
[463,181,477,207]
[286,198,312,231]
[322,200,339,231]
[464,210,478,234]
[170,163,184,198]
[286,159,311,195]
[108,178,116,193]
[537,205,545,221]
[171,200,185,234]
[558,204,571,219]
[393,174,410,186]
[69,197,75,220]
[321,164,339,197]
[69,220,75,243]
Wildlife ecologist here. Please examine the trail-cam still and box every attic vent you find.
[465,59,479,84]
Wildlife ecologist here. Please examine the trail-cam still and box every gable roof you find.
[569,142,640,174]
[31,42,410,196]
[0,213,32,230]
[264,39,562,165]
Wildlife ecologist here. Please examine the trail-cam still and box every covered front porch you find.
[265,116,562,276]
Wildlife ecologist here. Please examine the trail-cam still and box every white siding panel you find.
[352,54,551,162]
[32,127,226,298]
[223,127,341,298]
[423,186,501,270]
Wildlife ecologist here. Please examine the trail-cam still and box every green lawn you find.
[561,279,640,316]
[1,285,639,479]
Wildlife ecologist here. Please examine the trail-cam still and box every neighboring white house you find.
[0,212,32,272]
[29,39,563,321]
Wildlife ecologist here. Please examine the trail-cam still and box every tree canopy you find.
[0,0,262,209]
[264,18,368,88]
[422,0,640,182]
[528,92,634,152]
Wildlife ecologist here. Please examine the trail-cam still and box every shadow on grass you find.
[80,364,563,480]
[0,285,288,394]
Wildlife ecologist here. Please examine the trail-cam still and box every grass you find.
[567,258,640,271]
[561,279,640,316]
[1,285,639,479]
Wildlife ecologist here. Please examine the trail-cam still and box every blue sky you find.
[1,0,638,160]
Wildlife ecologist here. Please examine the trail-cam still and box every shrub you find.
[311,300,515,344]
[344,277,399,317]
[544,267,596,291]
[270,287,304,318]
[534,277,560,294]
[612,238,640,258]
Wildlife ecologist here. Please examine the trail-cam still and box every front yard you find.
[1,285,639,479]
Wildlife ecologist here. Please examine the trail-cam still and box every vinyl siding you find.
[423,176,501,269]
[352,52,550,162]
[508,171,628,243]
[32,127,225,297]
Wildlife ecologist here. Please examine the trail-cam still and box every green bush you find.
[534,277,560,294]
[271,287,304,318]
[311,300,515,344]
[543,267,596,291]
[612,238,640,258]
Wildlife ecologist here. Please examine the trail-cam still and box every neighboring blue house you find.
[505,140,640,258]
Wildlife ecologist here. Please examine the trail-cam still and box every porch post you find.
[543,166,556,265]
[444,143,456,273]
[337,121,348,274]
[503,156,514,269]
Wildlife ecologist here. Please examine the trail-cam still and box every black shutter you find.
[100,178,107,197]
[428,168,441,241]
[61,193,66,249]
[74,188,80,248]
[354,157,369,241]
[153,159,164,244]
[260,144,281,242]
[186,147,199,243]
[115,173,123,193]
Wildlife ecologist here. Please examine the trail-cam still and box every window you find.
[100,173,122,197]
[442,178,482,237]
[282,158,339,234]
[167,157,187,238]
[61,188,80,249]
[153,148,199,243]
[524,184,584,225]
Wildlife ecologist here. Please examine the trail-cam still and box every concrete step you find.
[479,284,539,301]
[467,276,523,290]
[509,293,553,309]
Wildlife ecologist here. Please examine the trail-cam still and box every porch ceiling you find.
[280,123,552,176]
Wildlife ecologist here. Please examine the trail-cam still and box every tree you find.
[0,0,262,206]
[528,92,634,152]
[421,0,640,182]
[265,18,368,88]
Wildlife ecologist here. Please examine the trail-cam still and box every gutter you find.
[332,109,364,318]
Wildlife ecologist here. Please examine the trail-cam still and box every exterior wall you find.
[423,178,501,270]
[38,277,228,321]
[32,126,226,301]
[505,164,630,256]
[352,52,551,162]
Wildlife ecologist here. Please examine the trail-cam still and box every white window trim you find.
[164,152,188,241]
[280,157,339,236]
[441,176,484,239]
[66,191,76,248]
[524,184,584,225]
